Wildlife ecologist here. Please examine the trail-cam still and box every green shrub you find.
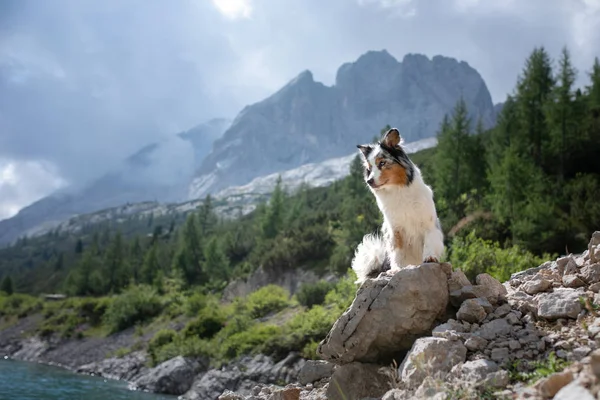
[449,231,555,282]
[324,273,357,311]
[220,324,282,360]
[296,281,334,308]
[182,308,225,339]
[264,305,338,361]
[76,297,111,326]
[152,336,210,366]
[148,329,177,364]
[0,293,42,318]
[185,292,208,317]
[244,285,290,319]
[301,340,320,360]
[103,285,163,333]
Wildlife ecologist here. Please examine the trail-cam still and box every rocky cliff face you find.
[189,50,496,199]
[0,118,230,246]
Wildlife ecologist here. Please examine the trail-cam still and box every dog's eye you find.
[378,161,386,168]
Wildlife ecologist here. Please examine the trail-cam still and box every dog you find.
[351,127,445,284]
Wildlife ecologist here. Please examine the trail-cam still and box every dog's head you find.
[356,128,414,191]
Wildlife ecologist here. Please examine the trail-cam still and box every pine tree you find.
[105,231,126,292]
[1,275,14,295]
[197,195,218,236]
[515,47,555,168]
[546,46,577,182]
[203,237,229,284]
[141,242,161,285]
[53,252,64,271]
[432,98,474,223]
[73,249,97,295]
[75,239,84,254]
[261,176,285,239]
[173,214,206,286]
[130,237,143,284]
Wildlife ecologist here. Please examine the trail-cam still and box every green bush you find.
[450,230,555,282]
[324,273,357,311]
[148,329,177,364]
[185,292,208,317]
[264,305,338,361]
[0,293,42,318]
[103,285,163,333]
[152,336,210,366]
[75,297,111,326]
[244,285,290,319]
[182,308,225,339]
[220,324,282,360]
[296,281,335,308]
[301,340,320,360]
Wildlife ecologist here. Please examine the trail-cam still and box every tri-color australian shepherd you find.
[351,128,445,284]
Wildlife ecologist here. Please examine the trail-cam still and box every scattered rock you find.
[298,361,334,385]
[562,275,585,288]
[522,278,551,295]
[455,359,499,382]
[464,336,488,352]
[269,387,301,400]
[326,362,390,400]
[220,390,245,400]
[476,319,512,341]
[537,288,582,320]
[553,381,595,400]
[580,264,600,284]
[533,371,574,398]
[448,270,472,292]
[457,299,487,323]
[400,337,467,389]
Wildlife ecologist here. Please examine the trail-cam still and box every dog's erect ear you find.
[381,128,403,148]
[357,144,372,159]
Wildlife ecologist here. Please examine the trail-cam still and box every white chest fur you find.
[372,168,444,268]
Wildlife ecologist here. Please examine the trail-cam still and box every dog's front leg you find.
[422,225,444,263]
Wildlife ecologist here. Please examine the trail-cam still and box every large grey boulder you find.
[133,356,203,395]
[317,262,451,364]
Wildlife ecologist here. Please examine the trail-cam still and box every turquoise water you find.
[0,359,177,400]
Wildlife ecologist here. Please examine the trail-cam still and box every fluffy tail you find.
[351,234,388,284]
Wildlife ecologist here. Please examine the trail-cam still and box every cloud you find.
[0,0,599,217]
[0,159,66,219]
[211,0,253,19]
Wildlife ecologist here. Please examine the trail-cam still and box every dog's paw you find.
[423,256,439,263]
[385,266,402,276]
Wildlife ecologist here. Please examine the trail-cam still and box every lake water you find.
[0,358,177,400]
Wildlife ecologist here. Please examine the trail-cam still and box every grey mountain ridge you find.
[188,50,496,199]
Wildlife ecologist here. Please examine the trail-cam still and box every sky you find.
[0,0,599,220]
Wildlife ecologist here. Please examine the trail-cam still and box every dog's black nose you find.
[367,178,375,186]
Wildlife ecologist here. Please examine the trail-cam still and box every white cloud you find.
[211,0,252,19]
[0,160,66,220]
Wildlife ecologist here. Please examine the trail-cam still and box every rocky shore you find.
[2,231,600,400]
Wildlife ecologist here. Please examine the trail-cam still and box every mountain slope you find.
[0,118,230,245]
[189,50,496,199]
